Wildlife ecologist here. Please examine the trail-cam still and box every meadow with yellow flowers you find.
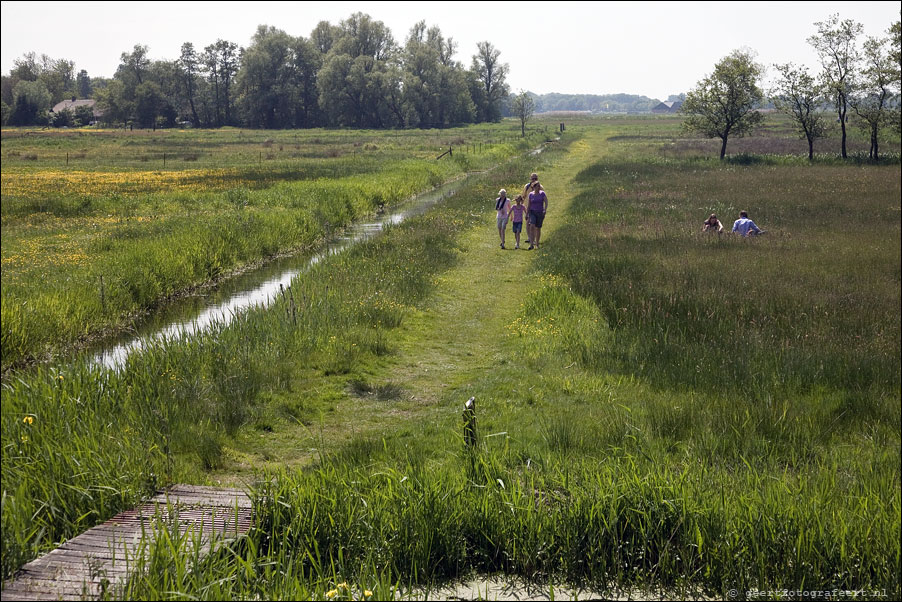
[1,124,539,371]
[1,117,899,599]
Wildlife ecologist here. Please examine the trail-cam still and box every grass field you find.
[1,123,549,371]
[1,116,899,599]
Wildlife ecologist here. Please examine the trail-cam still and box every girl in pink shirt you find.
[509,195,526,249]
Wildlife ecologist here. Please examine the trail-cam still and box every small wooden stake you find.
[463,396,477,447]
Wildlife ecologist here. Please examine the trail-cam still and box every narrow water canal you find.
[93,177,465,369]
[92,143,550,370]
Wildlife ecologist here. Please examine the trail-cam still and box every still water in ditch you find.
[93,177,466,369]
[92,144,550,370]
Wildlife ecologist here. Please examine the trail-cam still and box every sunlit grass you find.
[1,124,548,369]
[1,118,898,598]
[0,135,557,580]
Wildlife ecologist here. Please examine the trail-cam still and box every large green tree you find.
[850,33,898,161]
[203,40,240,126]
[178,43,202,126]
[7,79,51,125]
[3,52,77,108]
[808,14,863,159]
[317,13,399,128]
[118,44,150,87]
[512,90,535,137]
[771,63,828,160]
[681,49,765,159]
[402,21,441,127]
[401,22,473,127]
[238,26,297,128]
[470,41,509,122]
[292,36,322,128]
[134,81,163,128]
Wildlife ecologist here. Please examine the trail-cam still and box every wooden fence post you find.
[463,396,477,447]
[288,285,297,324]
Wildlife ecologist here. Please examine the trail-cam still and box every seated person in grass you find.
[703,213,724,233]
[509,195,526,249]
[732,210,764,237]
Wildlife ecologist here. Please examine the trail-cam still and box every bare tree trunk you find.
[807,134,814,161]
[719,136,728,160]
[839,102,848,158]
[188,95,200,127]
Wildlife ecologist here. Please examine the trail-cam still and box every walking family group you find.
[494,173,547,250]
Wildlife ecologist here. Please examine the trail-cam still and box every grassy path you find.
[392,138,595,403]
[215,135,599,481]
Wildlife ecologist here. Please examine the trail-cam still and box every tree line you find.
[1,12,511,130]
[682,14,901,160]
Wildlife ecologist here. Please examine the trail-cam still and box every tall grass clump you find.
[0,138,565,579]
[115,438,899,599]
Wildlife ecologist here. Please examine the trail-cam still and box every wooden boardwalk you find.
[1,485,253,601]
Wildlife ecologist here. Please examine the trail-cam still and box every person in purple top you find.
[526,181,548,250]
[523,173,544,244]
[731,210,763,237]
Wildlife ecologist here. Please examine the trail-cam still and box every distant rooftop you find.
[51,99,97,113]
[651,100,683,113]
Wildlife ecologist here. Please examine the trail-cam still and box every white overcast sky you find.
[1,1,898,100]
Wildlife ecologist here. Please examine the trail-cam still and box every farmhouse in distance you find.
[651,100,683,113]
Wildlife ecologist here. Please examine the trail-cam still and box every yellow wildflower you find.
[23,416,34,425]
[325,590,338,599]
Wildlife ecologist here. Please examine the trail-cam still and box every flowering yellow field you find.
[1,169,255,198]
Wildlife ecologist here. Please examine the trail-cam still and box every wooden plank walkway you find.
[1,485,253,601]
